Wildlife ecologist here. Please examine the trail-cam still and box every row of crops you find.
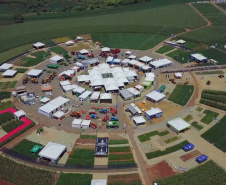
[202,116,226,152]
[0,112,15,126]
[155,160,226,185]
[200,90,226,111]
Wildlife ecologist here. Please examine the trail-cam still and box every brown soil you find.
[109,159,134,162]
[147,160,177,181]
[0,179,12,185]
[75,138,96,144]
[180,150,201,162]
[109,151,132,155]
[186,72,199,107]
[73,143,95,150]
[108,173,141,183]
[109,134,126,140]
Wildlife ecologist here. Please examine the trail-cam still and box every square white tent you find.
[91,79,104,87]
[38,96,70,117]
[102,47,110,52]
[134,85,144,92]
[128,59,138,66]
[146,91,166,104]
[76,36,83,40]
[74,62,84,68]
[104,83,118,92]
[127,87,140,96]
[2,70,17,78]
[0,63,13,72]
[38,142,66,163]
[40,97,50,104]
[14,110,26,120]
[33,42,45,49]
[59,70,75,78]
[65,40,75,46]
[27,69,43,78]
[121,59,130,66]
[149,58,173,69]
[49,55,64,64]
[128,55,136,59]
[81,120,91,129]
[175,72,183,79]
[53,111,65,119]
[72,119,82,128]
[91,179,107,185]
[125,51,132,55]
[72,86,86,95]
[78,90,92,101]
[144,108,163,120]
[62,85,75,92]
[80,49,89,55]
[141,65,151,72]
[124,70,137,78]
[167,118,191,133]
[100,93,112,103]
[133,116,146,125]
[176,39,186,44]
[119,89,132,100]
[77,75,90,82]
[139,56,153,64]
[126,103,142,115]
[71,66,80,72]
[60,80,70,86]
[90,91,100,101]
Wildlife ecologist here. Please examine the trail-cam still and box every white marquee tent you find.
[49,55,64,64]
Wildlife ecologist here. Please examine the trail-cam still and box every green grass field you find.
[218,3,226,10]
[201,110,219,125]
[0,91,11,100]
[191,121,203,131]
[50,46,68,55]
[2,120,24,133]
[168,85,194,106]
[138,130,169,142]
[109,146,131,153]
[155,45,174,54]
[57,173,92,185]
[66,148,95,165]
[109,139,129,145]
[202,116,226,152]
[109,154,133,160]
[155,160,226,185]
[166,49,191,63]
[0,112,14,126]
[12,139,43,159]
[196,107,203,112]
[165,136,180,144]
[80,135,97,140]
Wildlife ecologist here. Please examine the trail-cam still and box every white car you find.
[36,94,39,98]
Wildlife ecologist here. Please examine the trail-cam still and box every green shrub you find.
[2,81,10,89]
[184,115,193,122]
[200,99,226,111]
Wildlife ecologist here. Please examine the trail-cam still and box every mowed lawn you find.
[168,85,194,106]
[155,45,174,54]
[91,33,168,50]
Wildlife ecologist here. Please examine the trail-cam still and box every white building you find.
[81,120,91,130]
[133,116,146,125]
[49,55,64,64]
[14,110,26,120]
[65,40,75,46]
[72,119,82,128]
[0,63,13,72]
[27,69,43,78]
[146,91,166,104]
[2,70,17,78]
[167,118,191,133]
[33,42,45,49]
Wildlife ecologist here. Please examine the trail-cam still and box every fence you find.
[1,147,137,171]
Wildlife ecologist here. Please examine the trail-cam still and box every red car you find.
[71,51,75,55]
[88,53,94,58]
[115,48,121,53]
[86,115,90,120]
[90,122,97,129]
[102,115,109,122]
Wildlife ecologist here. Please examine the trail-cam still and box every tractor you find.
[100,109,107,114]
[41,79,46,84]
[70,111,81,118]
[89,110,96,115]
[206,80,211,85]
[90,122,97,129]
[218,74,225,78]
[110,116,118,121]
[31,78,38,84]
[90,114,98,119]
[102,115,109,122]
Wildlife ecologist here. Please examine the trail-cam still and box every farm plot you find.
[200,90,226,111]
[0,101,14,111]
[12,139,43,159]
[155,45,174,54]
[138,130,169,142]
[80,134,97,140]
[155,160,226,185]
[2,120,24,133]
[66,148,95,165]
[0,112,14,126]
[191,121,203,131]
[0,155,56,185]
[109,139,129,145]
[201,110,219,125]
[166,49,191,64]
[15,68,28,73]
[108,173,142,185]
[57,173,92,185]
[202,116,226,152]
[50,46,68,55]
[168,85,194,106]
[146,140,189,159]
[0,91,11,100]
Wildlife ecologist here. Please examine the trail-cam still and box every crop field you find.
[146,140,189,159]
[201,110,219,125]
[166,49,191,63]
[66,148,95,165]
[50,46,68,55]
[80,134,97,140]
[155,45,174,54]
[155,160,226,185]
[44,1,83,12]
[57,173,92,185]
[12,139,43,159]
[0,91,11,100]
[218,3,226,10]
[0,3,26,14]
[0,3,206,53]
[2,120,24,133]
[0,81,18,90]
[202,116,226,152]
[109,139,129,145]
[0,155,56,185]
[15,68,28,73]
[191,121,203,131]
[138,130,169,142]
[91,33,168,50]
[108,174,142,185]
[0,101,14,111]
[109,146,131,153]
[168,85,194,106]
[0,112,14,126]
[200,90,226,111]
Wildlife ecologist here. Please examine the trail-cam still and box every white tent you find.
[121,59,130,66]
[71,66,80,72]
[104,83,118,92]
[125,51,131,55]
[81,120,91,129]
[80,49,89,54]
[113,59,121,64]
[135,85,144,92]
[53,111,65,119]
[124,70,137,78]
[116,77,128,84]
[90,74,102,81]
[175,72,183,78]
[127,87,140,96]
[65,40,75,46]
[90,91,100,101]
[33,42,45,49]
[91,179,107,185]
[145,72,155,78]
[74,62,84,67]
[133,116,146,125]
[27,69,43,78]
[60,80,70,86]
[39,142,66,163]
[0,63,13,71]
[106,56,114,63]
[2,70,17,77]
[77,75,90,82]
[128,59,138,66]
[149,58,173,69]
[91,79,104,87]
[134,62,144,68]
[145,76,154,82]
[98,63,110,69]
[49,55,64,64]
[167,118,191,133]
[73,86,86,95]
[14,110,26,119]
[146,91,166,103]
[100,93,112,100]
[78,91,92,101]
[76,36,83,40]
[72,119,82,128]
[176,39,186,44]
[40,97,50,104]
[88,69,100,76]
[141,65,151,71]
[191,53,207,61]
[59,70,75,77]
[128,55,136,59]
[139,56,153,64]
[62,85,75,92]
[102,47,110,52]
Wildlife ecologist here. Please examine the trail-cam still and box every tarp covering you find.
[183,143,194,151]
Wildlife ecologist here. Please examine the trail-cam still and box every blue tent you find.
[196,154,208,163]
[183,143,195,151]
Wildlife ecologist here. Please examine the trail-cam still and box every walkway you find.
[211,2,226,14]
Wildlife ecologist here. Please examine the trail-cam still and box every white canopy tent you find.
[106,56,114,63]
[139,56,153,64]
[59,70,75,78]
[98,63,110,69]
[127,87,140,96]
[91,79,104,87]
[81,120,91,129]
[80,49,89,54]
[146,91,166,103]
[134,85,144,92]
[167,118,191,133]
[78,91,92,101]
[76,36,83,40]
[14,110,26,120]
[53,111,65,119]
[124,70,137,78]
[149,58,173,69]
[176,39,186,44]
[40,97,50,104]
[2,70,17,77]
[128,59,138,66]
[33,42,45,49]
[0,63,13,71]
[91,179,107,185]
[121,59,130,66]
[90,91,100,101]
[128,55,136,59]
[60,80,70,86]
[39,142,66,163]
[77,75,90,82]
[102,47,110,52]
[72,119,82,128]
[133,116,146,125]
[27,69,43,78]
[65,40,75,46]
[71,66,80,72]
[74,62,84,67]
[145,72,155,78]
[49,55,64,64]
[125,51,132,55]
[141,65,151,71]
[190,53,207,61]
[104,83,118,92]
[175,72,183,78]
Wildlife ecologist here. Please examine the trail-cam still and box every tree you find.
[13,14,24,23]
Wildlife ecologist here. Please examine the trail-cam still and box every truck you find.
[102,115,109,122]
[70,111,81,118]
[100,109,107,114]
[77,55,85,59]
[47,64,59,70]
[110,116,118,121]
[106,121,119,129]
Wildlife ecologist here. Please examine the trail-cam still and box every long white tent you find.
[149,58,173,69]
[38,96,70,117]
[49,55,64,64]
[0,63,13,71]
[133,116,146,125]
[27,69,43,78]
[78,91,92,101]
[72,119,82,128]
[146,91,166,103]
[2,70,17,77]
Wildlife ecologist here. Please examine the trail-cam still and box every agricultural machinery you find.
[102,115,109,122]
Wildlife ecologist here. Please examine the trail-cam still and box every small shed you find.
[33,42,45,49]
[100,93,112,104]
[53,111,65,119]
[144,108,163,120]
[167,118,191,133]
[72,86,86,96]
[2,70,17,78]
[146,91,166,104]
[72,119,82,128]
[81,120,91,130]
[126,103,142,116]
[119,89,132,100]
[139,56,153,64]
[0,63,13,72]
[78,90,92,101]
[40,97,50,104]
[102,47,110,52]
[128,55,136,60]
[38,142,66,164]
[133,116,146,126]
[141,65,152,72]
[49,55,64,64]
[14,110,26,120]
[27,69,43,78]
[174,72,183,79]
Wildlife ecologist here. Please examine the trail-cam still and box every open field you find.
[57,173,92,185]
[166,49,191,63]
[202,116,226,152]
[2,120,24,133]
[0,155,56,185]
[108,173,142,185]
[155,45,174,54]
[201,110,219,124]
[155,160,226,185]
[138,130,169,142]
[0,91,11,100]
[109,146,131,153]
[168,85,194,106]
[109,139,129,145]
[191,121,203,131]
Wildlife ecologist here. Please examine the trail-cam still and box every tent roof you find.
[33,42,45,47]
[135,85,144,90]
[139,56,153,62]
[59,70,74,77]
[167,118,190,132]
[91,179,107,185]
[150,58,173,68]
[79,91,92,99]
[128,59,138,65]
[72,119,83,125]
[62,85,75,92]
[146,91,166,102]
[145,72,155,78]
[104,83,118,91]
[128,55,136,59]
[98,63,110,69]
[73,86,85,94]
[74,62,84,67]
[91,79,104,86]
[133,116,146,124]
[127,87,140,96]
[100,93,112,99]
[77,75,90,82]
[134,62,144,67]
[127,103,142,115]
[145,108,162,116]
[176,39,186,44]
[50,55,64,62]
[125,51,131,54]
[145,76,154,82]
[65,40,75,45]
[27,69,43,76]
[142,81,151,86]
[40,97,50,103]
[191,53,207,61]
[102,47,110,52]
[124,70,137,77]
[119,89,132,99]
[2,69,17,76]
[53,111,65,118]
[90,91,100,100]
[71,66,80,71]
[106,56,114,63]
[60,80,70,86]
[0,63,13,70]
[39,142,66,161]
[81,120,91,126]
[121,59,130,64]
[80,49,89,54]
[142,65,151,70]
[14,110,26,118]
[175,72,182,77]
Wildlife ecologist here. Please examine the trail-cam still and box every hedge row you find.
[0,112,15,126]
[202,90,226,96]
[200,99,226,111]
[201,93,226,103]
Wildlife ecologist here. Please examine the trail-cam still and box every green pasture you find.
[0,112,14,126]
[44,1,83,11]
[201,110,219,125]
[138,130,169,142]
[166,49,191,63]
[57,173,92,185]
[109,139,129,145]
[218,3,226,10]
[0,3,26,14]
[168,85,194,106]
[155,45,174,54]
